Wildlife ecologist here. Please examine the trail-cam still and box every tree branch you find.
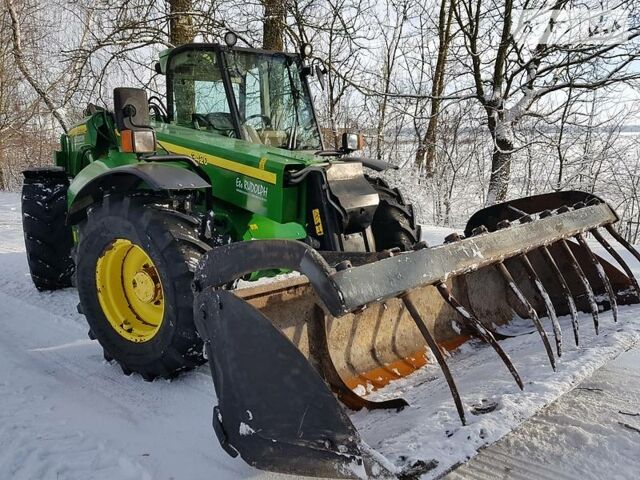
[6,0,68,132]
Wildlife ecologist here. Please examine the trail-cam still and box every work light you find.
[301,43,313,58]
[224,31,238,47]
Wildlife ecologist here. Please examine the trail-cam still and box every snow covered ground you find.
[445,346,640,480]
[1,190,639,480]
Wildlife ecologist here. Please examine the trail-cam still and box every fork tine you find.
[402,294,466,425]
[520,253,563,356]
[436,281,524,390]
[495,262,556,371]
[575,233,618,322]
[559,239,600,334]
[591,228,640,297]
[605,224,640,264]
[539,245,580,346]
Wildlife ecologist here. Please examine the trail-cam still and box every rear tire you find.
[76,194,209,380]
[368,176,419,251]
[21,167,75,291]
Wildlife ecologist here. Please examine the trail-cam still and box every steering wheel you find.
[243,114,272,129]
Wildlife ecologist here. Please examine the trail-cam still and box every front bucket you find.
[193,190,640,478]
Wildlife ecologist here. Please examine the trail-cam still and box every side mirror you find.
[341,132,364,153]
[113,87,156,154]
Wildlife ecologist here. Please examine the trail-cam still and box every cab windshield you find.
[169,47,322,151]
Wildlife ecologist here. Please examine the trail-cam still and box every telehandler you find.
[22,35,640,478]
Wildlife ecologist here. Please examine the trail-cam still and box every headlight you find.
[341,132,363,152]
[121,129,156,154]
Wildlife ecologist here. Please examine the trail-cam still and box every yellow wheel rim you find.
[96,239,165,342]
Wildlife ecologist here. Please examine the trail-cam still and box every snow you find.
[1,190,640,479]
[419,225,458,247]
[446,346,640,480]
[0,192,292,480]
[238,422,255,436]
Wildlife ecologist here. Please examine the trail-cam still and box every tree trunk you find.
[375,94,388,161]
[262,0,285,51]
[415,0,454,176]
[169,0,194,46]
[375,6,406,161]
[486,133,513,205]
[483,97,514,205]
[415,143,427,175]
[421,107,439,175]
[169,0,194,124]
[329,101,339,149]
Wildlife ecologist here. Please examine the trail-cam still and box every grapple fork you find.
[193,191,638,479]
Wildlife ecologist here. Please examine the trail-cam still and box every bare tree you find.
[453,0,640,204]
[299,0,372,147]
[414,0,454,177]
[6,0,69,132]
[373,0,409,160]
[0,0,79,188]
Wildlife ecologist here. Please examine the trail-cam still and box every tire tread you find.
[21,171,74,291]
[368,176,419,251]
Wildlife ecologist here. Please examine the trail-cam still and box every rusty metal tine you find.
[540,246,580,346]
[575,233,618,323]
[436,282,524,390]
[401,295,466,425]
[605,224,640,264]
[559,239,600,335]
[495,262,556,371]
[591,228,640,296]
[520,254,563,357]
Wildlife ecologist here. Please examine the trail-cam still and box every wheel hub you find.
[132,268,161,304]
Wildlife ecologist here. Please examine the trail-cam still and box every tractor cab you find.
[156,42,324,151]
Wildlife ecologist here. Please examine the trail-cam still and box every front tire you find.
[368,177,419,251]
[76,194,209,380]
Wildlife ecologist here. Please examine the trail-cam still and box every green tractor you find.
[22,37,640,478]
[22,40,419,380]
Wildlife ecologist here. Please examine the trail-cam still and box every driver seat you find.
[260,130,287,147]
